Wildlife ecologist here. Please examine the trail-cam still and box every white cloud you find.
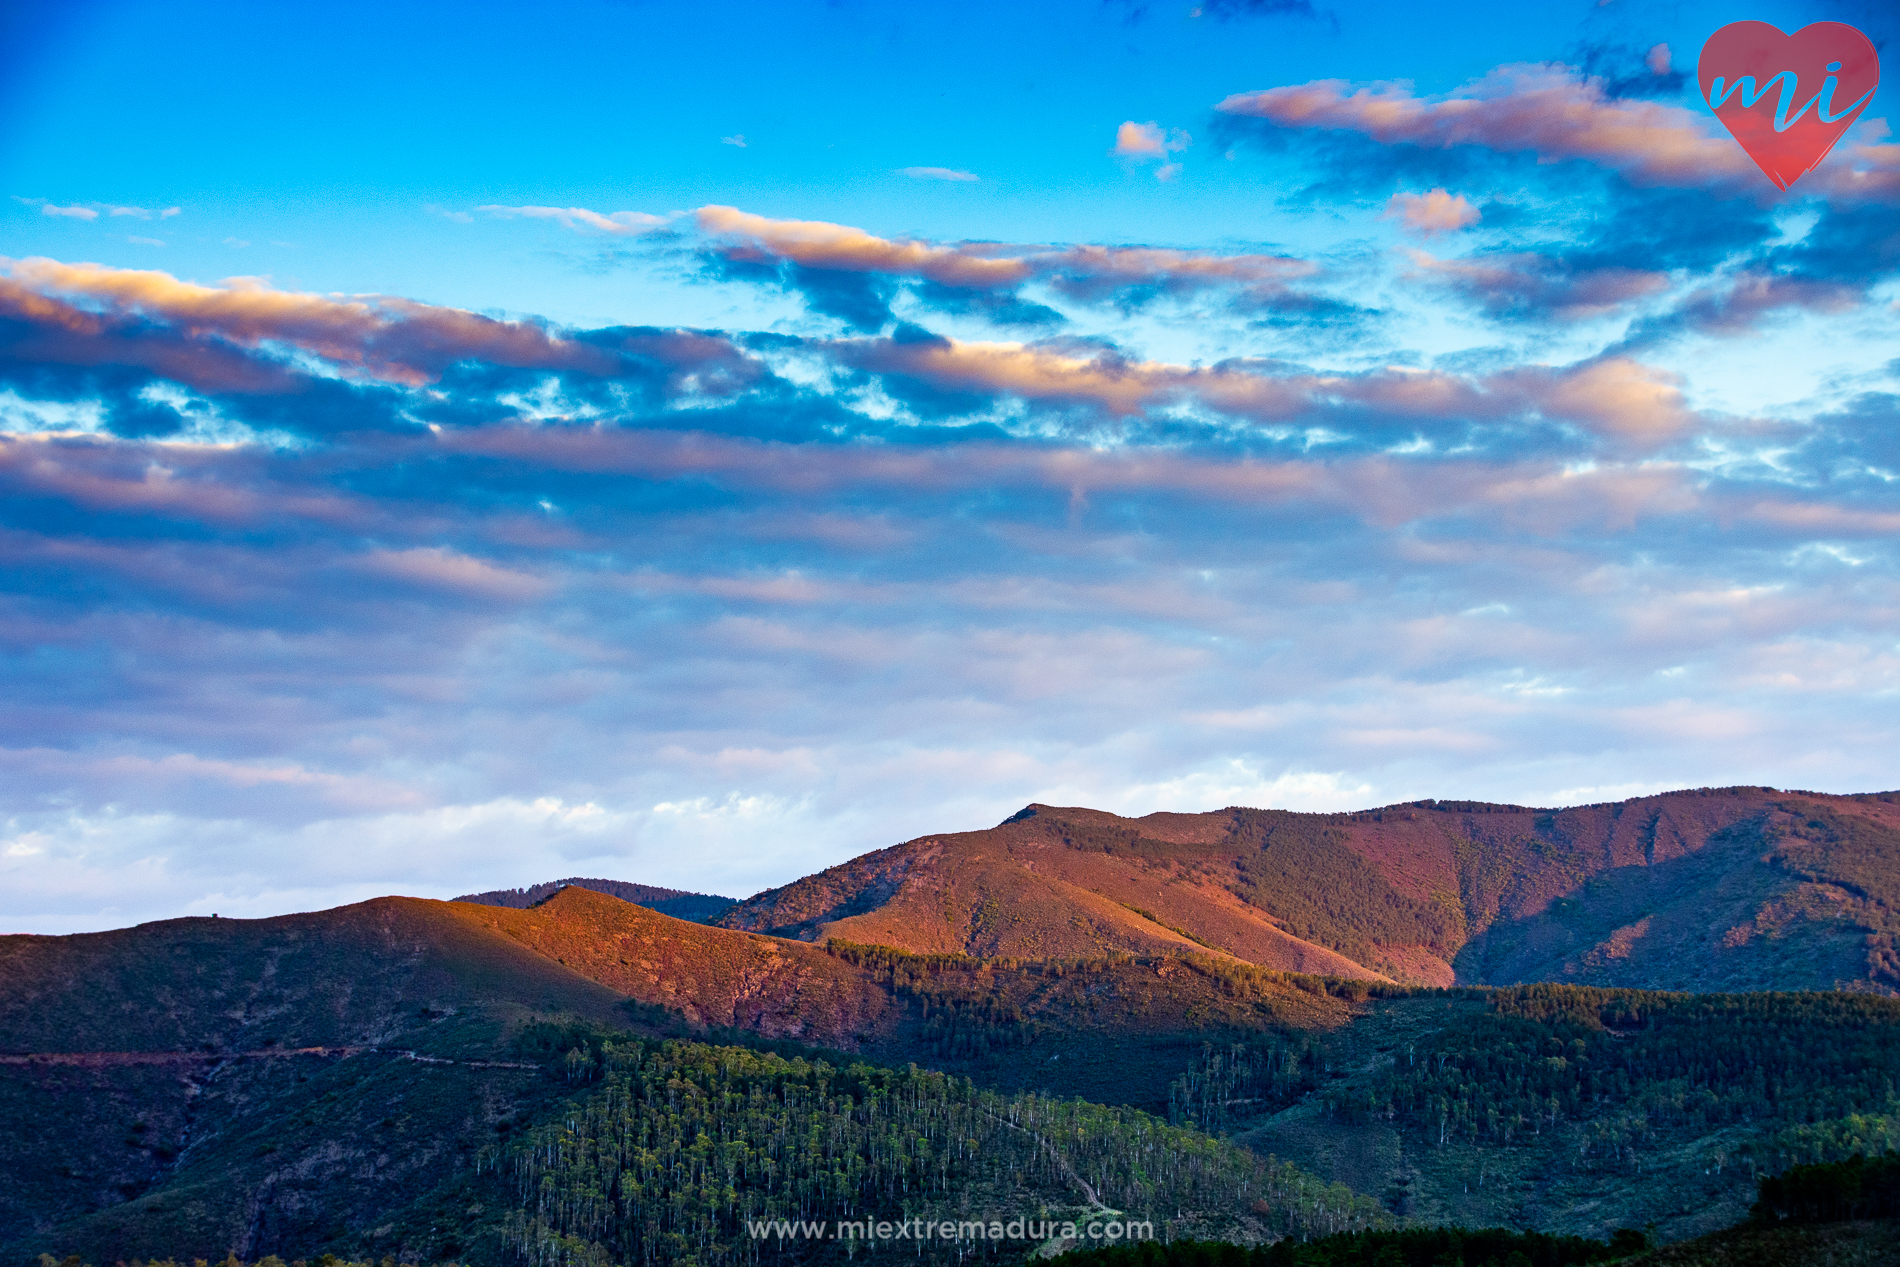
[1111,120,1190,159]
[12,199,180,221]
[1384,188,1481,235]
[478,204,668,234]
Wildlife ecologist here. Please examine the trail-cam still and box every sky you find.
[2,0,1898,934]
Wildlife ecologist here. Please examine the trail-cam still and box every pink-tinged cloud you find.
[1645,44,1672,76]
[1218,64,1758,189]
[1112,121,1191,158]
[1494,357,1693,442]
[697,205,1032,288]
[0,275,309,394]
[1741,500,1900,537]
[0,434,268,522]
[358,546,552,602]
[1384,189,1481,235]
[691,206,1315,303]
[1818,133,1900,201]
[478,205,668,234]
[1,257,626,386]
[830,334,1700,445]
[1404,250,1670,320]
[1666,272,1863,336]
[839,336,1192,415]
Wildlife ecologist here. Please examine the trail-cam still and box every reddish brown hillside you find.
[0,896,627,1055]
[716,809,1385,978]
[717,788,1900,991]
[444,886,898,1048]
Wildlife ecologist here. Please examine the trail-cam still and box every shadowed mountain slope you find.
[717,788,1900,991]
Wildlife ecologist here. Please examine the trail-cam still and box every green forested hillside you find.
[1228,986,1900,1242]
[502,1036,1382,1265]
[1329,987,1900,1169]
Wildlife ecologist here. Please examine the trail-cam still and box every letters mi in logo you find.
[1699,21,1880,190]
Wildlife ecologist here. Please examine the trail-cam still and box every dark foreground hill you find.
[717,787,1900,991]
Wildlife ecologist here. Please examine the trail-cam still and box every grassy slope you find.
[715,812,1403,980]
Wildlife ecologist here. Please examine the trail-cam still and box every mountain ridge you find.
[714,786,1900,992]
[451,876,737,923]
[9,783,1900,1262]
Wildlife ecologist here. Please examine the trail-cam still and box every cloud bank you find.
[6,46,1900,934]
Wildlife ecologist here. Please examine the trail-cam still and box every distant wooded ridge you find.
[452,877,736,923]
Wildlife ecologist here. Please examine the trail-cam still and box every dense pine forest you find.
[1159,986,1900,1180]
[498,1036,1382,1266]
[1329,987,1900,1171]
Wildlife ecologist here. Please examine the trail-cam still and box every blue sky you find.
[2,0,1897,933]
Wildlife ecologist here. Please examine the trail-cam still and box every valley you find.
[5,785,1900,1264]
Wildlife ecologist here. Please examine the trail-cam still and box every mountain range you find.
[711,787,1900,992]
[4,784,1899,1264]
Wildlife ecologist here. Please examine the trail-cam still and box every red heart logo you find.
[1698,20,1880,190]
